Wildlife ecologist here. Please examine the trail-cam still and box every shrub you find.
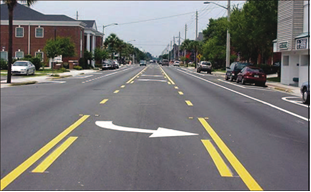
[59,67,70,72]
[0,59,8,70]
[63,62,69,69]
[79,58,89,69]
[95,62,102,68]
[31,57,42,70]
[73,66,82,70]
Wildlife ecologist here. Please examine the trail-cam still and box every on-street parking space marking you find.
[114,90,119,93]
[198,118,263,191]
[32,137,78,173]
[282,96,308,108]
[177,69,308,121]
[185,100,193,106]
[178,91,184,95]
[0,115,90,190]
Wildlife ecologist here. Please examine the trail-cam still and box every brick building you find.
[0,3,103,68]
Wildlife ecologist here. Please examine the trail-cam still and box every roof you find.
[295,32,309,39]
[0,3,76,21]
[78,20,96,28]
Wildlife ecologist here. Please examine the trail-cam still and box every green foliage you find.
[59,67,70,72]
[24,54,32,59]
[31,57,42,70]
[94,48,108,63]
[0,59,8,70]
[63,62,69,69]
[44,37,75,59]
[73,66,83,70]
[79,58,89,69]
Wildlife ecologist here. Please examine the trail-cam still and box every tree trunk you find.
[7,6,13,83]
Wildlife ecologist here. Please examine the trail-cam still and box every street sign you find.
[197,54,202,60]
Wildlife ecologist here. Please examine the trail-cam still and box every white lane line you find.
[141,75,163,77]
[282,97,308,108]
[70,75,93,79]
[137,79,167,82]
[176,69,309,121]
[82,68,132,83]
[217,79,246,88]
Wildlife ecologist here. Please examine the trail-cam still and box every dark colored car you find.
[301,81,309,104]
[225,62,252,81]
[140,60,147,66]
[102,60,113,70]
[112,60,119,69]
[236,66,266,86]
[197,61,212,74]
[162,59,169,66]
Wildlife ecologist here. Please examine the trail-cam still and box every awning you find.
[295,32,309,39]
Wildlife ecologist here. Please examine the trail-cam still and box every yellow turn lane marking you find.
[100,99,108,104]
[160,67,175,85]
[198,118,262,191]
[202,140,233,177]
[185,100,193,106]
[32,137,78,173]
[0,115,90,190]
[178,91,184,95]
[126,67,148,84]
[114,90,119,94]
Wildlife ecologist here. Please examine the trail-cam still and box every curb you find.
[10,81,37,86]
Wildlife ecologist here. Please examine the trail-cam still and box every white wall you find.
[303,1,309,33]
[299,66,309,87]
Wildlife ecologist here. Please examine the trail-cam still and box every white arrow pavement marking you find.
[95,121,198,138]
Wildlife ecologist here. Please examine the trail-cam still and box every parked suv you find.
[225,62,251,81]
[301,81,310,104]
[197,61,212,74]
[162,59,169,66]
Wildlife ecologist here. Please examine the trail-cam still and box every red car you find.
[236,66,266,86]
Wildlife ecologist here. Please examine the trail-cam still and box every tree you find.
[3,0,37,83]
[94,48,108,64]
[104,33,120,59]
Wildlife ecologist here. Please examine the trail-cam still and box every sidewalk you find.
[0,69,99,88]
[183,67,301,97]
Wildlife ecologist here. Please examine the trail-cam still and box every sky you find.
[30,1,245,57]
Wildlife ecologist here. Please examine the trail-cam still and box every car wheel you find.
[225,75,229,80]
[302,88,310,104]
[230,75,234,82]
[236,77,240,83]
[26,70,29,76]
[241,77,246,85]
[33,70,35,75]
[197,69,201,73]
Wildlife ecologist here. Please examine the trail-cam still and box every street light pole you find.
[102,23,118,41]
[204,0,230,67]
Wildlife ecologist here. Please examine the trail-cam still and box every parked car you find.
[236,66,266,86]
[173,61,180,67]
[197,61,212,74]
[102,60,113,70]
[162,59,169,66]
[11,60,35,75]
[140,60,147,66]
[301,81,309,104]
[225,62,252,81]
[112,60,119,69]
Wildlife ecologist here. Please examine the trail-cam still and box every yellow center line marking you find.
[178,91,184,95]
[32,137,78,173]
[130,81,134,84]
[100,99,108,104]
[120,85,125,88]
[0,115,90,190]
[114,90,119,93]
[160,66,175,85]
[126,66,148,84]
[202,140,233,177]
[168,82,171,85]
[198,118,263,191]
[174,86,179,89]
[185,100,193,106]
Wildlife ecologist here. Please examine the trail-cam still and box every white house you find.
[273,1,309,87]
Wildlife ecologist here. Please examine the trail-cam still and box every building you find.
[273,1,309,87]
[0,3,103,68]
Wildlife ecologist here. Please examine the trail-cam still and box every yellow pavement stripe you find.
[174,86,179,89]
[198,118,262,191]
[130,81,134,84]
[120,85,125,88]
[160,67,175,85]
[201,140,233,177]
[0,115,89,190]
[114,90,119,93]
[178,91,184,95]
[185,100,193,106]
[168,82,171,85]
[126,67,147,84]
[100,99,108,104]
[32,137,78,173]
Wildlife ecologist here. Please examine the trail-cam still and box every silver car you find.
[11,60,36,75]
[197,61,212,74]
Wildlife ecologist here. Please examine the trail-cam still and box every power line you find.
[118,11,194,26]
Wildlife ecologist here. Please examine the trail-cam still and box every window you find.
[35,52,44,61]
[15,27,24,38]
[0,51,8,61]
[35,27,44,38]
[15,51,24,59]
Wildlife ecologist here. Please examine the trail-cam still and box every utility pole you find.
[173,36,175,61]
[170,41,172,61]
[178,31,180,60]
[195,10,198,40]
[185,24,187,40]
[226,0,231,68]
[76,11,79,20]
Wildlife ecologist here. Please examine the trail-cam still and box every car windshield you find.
[140,60,146,64]
[201,62,211,65]
[237,63,250,70]
[13,62,28,66]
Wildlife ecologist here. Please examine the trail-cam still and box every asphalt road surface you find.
[1,63,309,190]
